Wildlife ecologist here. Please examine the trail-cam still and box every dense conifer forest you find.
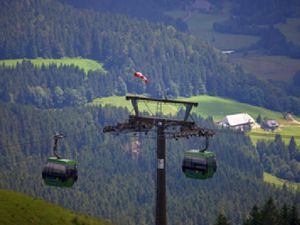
[0,0,300,224]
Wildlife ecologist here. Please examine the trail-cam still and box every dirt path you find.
[290,115,300,125]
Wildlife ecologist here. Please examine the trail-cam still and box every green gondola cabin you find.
[42,157,78,188]
[182,149,217,179]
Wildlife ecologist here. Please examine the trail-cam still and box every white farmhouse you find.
[218,113,255,131]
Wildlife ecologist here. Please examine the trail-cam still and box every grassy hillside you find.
[90,95,179,116]
[0,189,113,225]
[231,54,300,81]
[183,95,283,120]
[165,3,258,50]
[264,172,300,191]
[91,95,284,120]
[276,18,300,46]
[91,95,300,145]
[0,58,106,74]
[165,10,258,50]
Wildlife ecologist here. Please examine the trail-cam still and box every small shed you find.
[218,113,255,131]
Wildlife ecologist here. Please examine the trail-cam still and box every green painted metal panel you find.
[47,157,76,166]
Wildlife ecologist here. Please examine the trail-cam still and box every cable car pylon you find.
[103,95,215,225]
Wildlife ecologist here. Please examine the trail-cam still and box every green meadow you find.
[186,96,300,145]
[165,4,258,50]
[0,189,113,225]
[92,95,284,120]
[264,172,300,191]
[0,58,106,75]
[183,95,283,120]
[276,18,300,46]
[232,54,300,81]
[90,95,179,116]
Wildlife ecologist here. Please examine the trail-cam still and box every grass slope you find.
[0,189,113,225]
[90,95,179,116]
[0,58,106,74]
[183,95,283,120]
[165,3,258,50]
[91,95,300,145]
[276,18,300,46]
[264,172,300,191]
[231,54,300,81]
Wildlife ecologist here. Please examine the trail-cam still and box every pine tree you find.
[289,205,300,225]
[280,204,289,225]
[260,198,280,225]
[256,114,262,124]
[214,213,230,225]
[246,205,262,225]
[288,136,297,160]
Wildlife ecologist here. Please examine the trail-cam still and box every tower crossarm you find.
[126,95,198,121]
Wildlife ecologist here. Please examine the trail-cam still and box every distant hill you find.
[0,189,113,225]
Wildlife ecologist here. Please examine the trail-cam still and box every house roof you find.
[219,113,255,127]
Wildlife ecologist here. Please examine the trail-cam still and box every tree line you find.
[257,135,300,182]
[215,197,300,225]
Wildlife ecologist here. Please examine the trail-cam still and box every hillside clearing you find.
[0,58,106,75]
[231,54,300,81]
[0,189,113,225]
[165,4,258,50]
[165,5,300,83]
[263,172,300,191]
[89,95,179,116]
[276,18,300,46]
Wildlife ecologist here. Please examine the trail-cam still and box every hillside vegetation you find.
[0,189,113,225]
[1,0,300,114]
[264,172,300,191]
[165,7,259,50]
[167,1,300,83]
[91,94,287,120]
[91,95,300,145]
[0,58,106,74]
[231,54,300,81]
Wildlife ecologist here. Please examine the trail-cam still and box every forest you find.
[216,197,300,225]
[1,0,300,114]
[0,0,300,224]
